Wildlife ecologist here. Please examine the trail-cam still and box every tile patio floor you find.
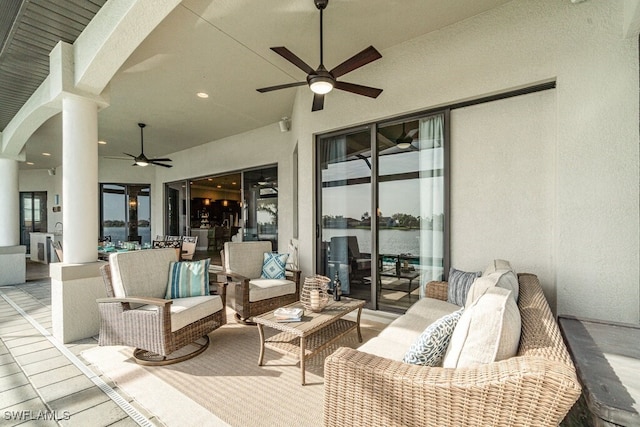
[0,261,162,426]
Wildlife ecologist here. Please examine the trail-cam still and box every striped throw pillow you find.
[165,258,211,299]
[447,268,481,306]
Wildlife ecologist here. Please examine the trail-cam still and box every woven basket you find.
[301,275,331,312]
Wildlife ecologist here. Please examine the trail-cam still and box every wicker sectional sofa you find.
[324,272,581,427]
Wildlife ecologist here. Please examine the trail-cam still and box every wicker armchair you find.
[323,273,581,427]
[97,248,226,365]
[221,241,301,324]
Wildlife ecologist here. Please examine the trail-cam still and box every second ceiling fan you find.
[257,0,383,112]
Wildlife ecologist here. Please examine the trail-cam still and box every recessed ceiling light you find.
[98,140,107,145]
[197,92,209,98]
[232,182,236,185]
[207,178,213,181]
[42,152,51,156]
[216,185,222,188]
[26,162,34,165]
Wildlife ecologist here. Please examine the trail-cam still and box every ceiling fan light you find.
[396,141,412,150]
[309,77,334,94]
[135,160,149,166]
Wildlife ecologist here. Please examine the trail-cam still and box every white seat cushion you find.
[138,295,223,332]
[248,278,296,302]
[358,336,409,361]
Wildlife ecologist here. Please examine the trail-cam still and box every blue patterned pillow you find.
[447,268,481,306]
[261,253,289,279]
[403,308,464,366]
[165,258,210,299]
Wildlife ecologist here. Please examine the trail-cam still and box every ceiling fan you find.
[122,123,172,168]
[378,123,419,150]
[256,0,383,112]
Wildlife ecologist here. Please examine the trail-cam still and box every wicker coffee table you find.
[254,298,366,385]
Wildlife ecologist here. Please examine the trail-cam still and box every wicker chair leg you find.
[234,312,256,325]
[133,336,210,366]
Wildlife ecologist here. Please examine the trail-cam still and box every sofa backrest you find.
[223,241,272,279]
[516,273,575,367]
[109,248,177,299]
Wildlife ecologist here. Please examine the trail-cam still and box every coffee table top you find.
[254,298,365,337]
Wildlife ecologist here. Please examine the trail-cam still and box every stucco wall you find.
[291,0,639,322]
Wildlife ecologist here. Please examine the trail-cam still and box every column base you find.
[50,261,107,343]
[0,246,26,285]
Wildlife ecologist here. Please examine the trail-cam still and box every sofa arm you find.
[424,280,448,301]
[324,348,581,427]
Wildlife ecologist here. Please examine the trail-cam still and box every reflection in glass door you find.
[20,192,47,254]
[317,128,373,306]
[100,184,151,245]
[376,113,446,312]
[166,181,188,238]
[316,112,448,313]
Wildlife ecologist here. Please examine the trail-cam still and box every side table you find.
[558,315,640,427]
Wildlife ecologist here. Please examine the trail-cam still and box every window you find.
[100,184,150,244]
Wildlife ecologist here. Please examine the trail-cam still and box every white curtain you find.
[418,114,445,296]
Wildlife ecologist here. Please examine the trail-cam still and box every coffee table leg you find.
[257,324,265,366]
[356,307,363,343]
[300,337,306,385]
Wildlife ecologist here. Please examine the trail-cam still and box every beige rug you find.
[82,309,385,427]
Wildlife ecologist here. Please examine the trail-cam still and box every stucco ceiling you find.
[13,0,513,170]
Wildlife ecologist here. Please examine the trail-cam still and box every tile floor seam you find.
[0,288,155,427]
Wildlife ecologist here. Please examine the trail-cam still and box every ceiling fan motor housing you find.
[314,0,328,10]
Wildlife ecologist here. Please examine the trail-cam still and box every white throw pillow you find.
[483,259,514,276]
[466,270,519,308]
[443,287,521,368]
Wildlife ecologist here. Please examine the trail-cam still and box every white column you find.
[0,158,19,246]
[62,96,98,263]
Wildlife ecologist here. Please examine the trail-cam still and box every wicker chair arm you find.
[286,269,302,286]
[96,296,172,307]
[220,270,250,283]
[324,347,581,427]
[424,280,448,301]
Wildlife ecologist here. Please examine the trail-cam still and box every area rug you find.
[82,309,385,427]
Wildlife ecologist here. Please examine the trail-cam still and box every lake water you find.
[104,227,151,244]
[322,228,427,256]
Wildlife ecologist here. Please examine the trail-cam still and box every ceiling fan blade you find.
[123,152,137,158]
[377,133,395,148]
[312,93,325,111]
[270,47,315,75]
[330,46,382,78]
[257,81,307,93]
[150,157,172,162]
[335,81,383,98]
[149,161,173,168]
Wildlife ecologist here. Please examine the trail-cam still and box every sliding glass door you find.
[317,112,448,313]
[376,113,447,311]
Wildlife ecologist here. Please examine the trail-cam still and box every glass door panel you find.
[101,184,127,245]
[243,166,278,250]
[376,114,446,311]
[165,181,188,238]
[19,192,47,254]
[318,128,373,305]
